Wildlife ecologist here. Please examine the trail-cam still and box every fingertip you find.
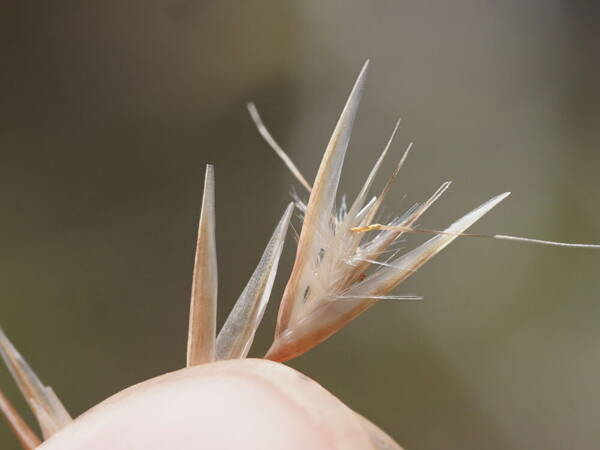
[41,360,387,450]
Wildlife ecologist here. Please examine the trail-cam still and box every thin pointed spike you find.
[404,180,452,226]
[0,329,46,412]
[362,142,413,225]
[490,234,600,248]
[187,164,218,366]
[247,103,312,192]
[276,60,370,334]
[0,388,41,449]
[353,258,416,271]
[0,328,72,439]
[379,142,413,202]
[351,225,600,249]
[216,203,294,360]
[352,224,466,234]
[335,295,422,301]
[349,118,401,214]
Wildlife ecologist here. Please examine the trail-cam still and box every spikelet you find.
[252,63,599,362]
[0,328,71,441]
[187,165,218,366]
[186,164,293,365]
[216,203,294,360]
[253,62,506,361]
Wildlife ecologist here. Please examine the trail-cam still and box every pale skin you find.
[38,359,402,450]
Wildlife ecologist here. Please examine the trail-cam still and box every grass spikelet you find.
[0,328,71,439]
[187,164,218,366]
[258,63,511,362]
[216,203,294,360]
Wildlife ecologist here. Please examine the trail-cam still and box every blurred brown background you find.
[1,1,599,449]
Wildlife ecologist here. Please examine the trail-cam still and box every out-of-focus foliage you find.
[1,2,599,449]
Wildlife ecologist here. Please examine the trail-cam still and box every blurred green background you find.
[1,2,599,449]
